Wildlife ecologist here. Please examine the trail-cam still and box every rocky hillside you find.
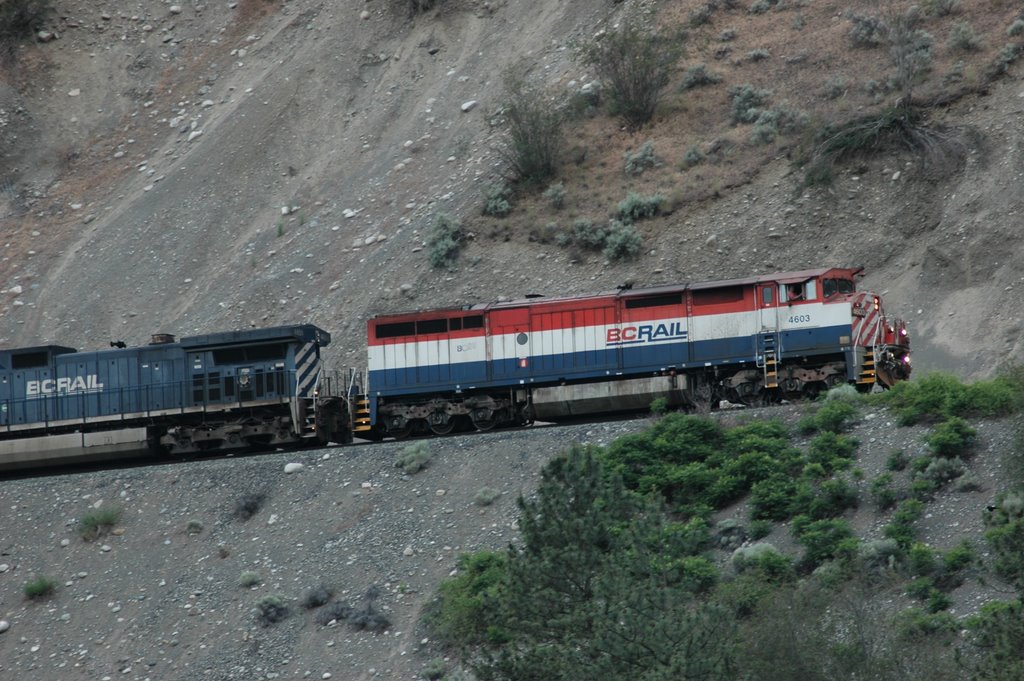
[0,420,646,681]
[0,0,1023,377]
[2,1,1024,678]
[0,404,1020,680]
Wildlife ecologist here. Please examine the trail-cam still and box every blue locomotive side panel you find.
[0,324,329,432]
[50,347,188,421]
[0,345,78,427]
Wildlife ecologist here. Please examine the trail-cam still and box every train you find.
[0,267,910,471]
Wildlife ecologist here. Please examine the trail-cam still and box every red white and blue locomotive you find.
[0,267,910,469]
[358,267,911,438]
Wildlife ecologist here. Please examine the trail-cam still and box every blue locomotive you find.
[0,324,353,471]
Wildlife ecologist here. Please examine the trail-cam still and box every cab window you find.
[782,280,816,303]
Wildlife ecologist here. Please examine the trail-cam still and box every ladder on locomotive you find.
[759,333,779,390]
[855,319,882,387]
[347,368,373,434]
[857,347,878,386]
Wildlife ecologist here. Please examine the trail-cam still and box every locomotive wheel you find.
[389,423,413,439]
[429,419,456,435]
[472,417,496,431]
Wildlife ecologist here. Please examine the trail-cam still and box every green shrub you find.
[677,555,720,593]
[719,28,737,42]
[732,543,793,581]
[396,442,431,474]
[1010,19,1024,38]
[749,519,773,540]
[870,473,900,511]
[616,191,664,222]
[186,520,204,535]
[964,600,1024,677]
[985,516,1024,590]
[806,432,858,473]
[906,575,936,600]
[746,48,770,62]
[729,84,772,124]
[922,0,959,16]
[793,517,857,568]
[910,477,939,502]
[750,474,800,521]
[883,372,1022,425]
[601,220,643,262]
[801,399,859,435]
[749,107,809,144]
[947,20,981,52]
[680,63,722,91]
[895,608,958,639]
[427,212,462,269]
[682,145,704,168]
[497,68,563,185]
[886,450,910,471]
[943,540,976,573]
[858,538,901,571]
[996,44,1023,74]
[474,487,501,506]
[255,595,289,626]
[883,499,924,549]
[919,455,966,486]
[570,218,605,249]
[543,182,566,209]
[423,658,447,681]
[907,542,937,576]
[749,0,777,15]
[846,12,885,47]
[78,506,123,541]
[301,585,333,609]
[623,141,660,176]
[575,21,682,131]
[926,590,952,613]
[926,417,976,458]
[23,574,57,600]
[430,550,510,647]
[650,396,669,415]
[804,478,859,519]
[601,415,800,516]
[823,76,847,100]
[482,182,512,217]
[688,2,714,27]
[905,576,952,612]
[239,571,261,588]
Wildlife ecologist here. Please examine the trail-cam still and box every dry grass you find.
[480,0,1020,246]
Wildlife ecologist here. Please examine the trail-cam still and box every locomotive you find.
[0,267,910,470]
[0,325,353,471]
[359,267,911,439]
